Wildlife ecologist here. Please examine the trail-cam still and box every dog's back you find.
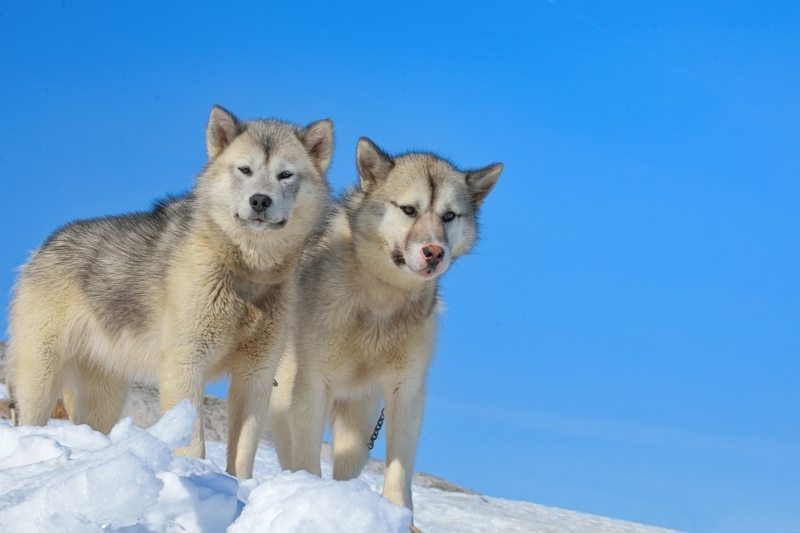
[20,196,194,338]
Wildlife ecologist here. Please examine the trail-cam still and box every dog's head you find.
[198,105,332,241]
[351,137,502,285]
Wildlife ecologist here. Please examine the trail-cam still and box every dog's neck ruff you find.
[230,243,302,286]
[350,255,438,320]
[201,216,302,285]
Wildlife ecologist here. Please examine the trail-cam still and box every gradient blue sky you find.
[1,2,798,531]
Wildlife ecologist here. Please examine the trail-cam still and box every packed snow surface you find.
[0,404,675,532]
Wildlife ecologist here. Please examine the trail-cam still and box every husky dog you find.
[269,137,502,516]
[8,106,333,478]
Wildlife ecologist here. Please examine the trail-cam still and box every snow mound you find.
[0,401,674,533]
[0,401,239,532]
[0,402,411,533]
[230,470,410,532]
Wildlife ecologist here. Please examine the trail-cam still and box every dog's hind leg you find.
[11,336,65,427]
[332,394,380,480]
[65,360,127,434]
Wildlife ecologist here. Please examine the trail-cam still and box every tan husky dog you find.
[9,106,332,478]
[270,137,502,518]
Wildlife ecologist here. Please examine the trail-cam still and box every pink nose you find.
[421,244,445,268]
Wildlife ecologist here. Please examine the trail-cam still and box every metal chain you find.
[367,407,385,450]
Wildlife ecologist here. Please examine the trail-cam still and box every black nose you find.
[249,194,272,213]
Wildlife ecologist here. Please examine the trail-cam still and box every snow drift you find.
[0,403,674,532]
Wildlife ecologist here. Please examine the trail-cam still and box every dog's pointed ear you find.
[301,119,334,174]
[206,105,242,159]
[465,162,503,207]
[357,137,394,193]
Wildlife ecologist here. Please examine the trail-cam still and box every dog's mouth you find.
[235,213,287,231]
[414,265,442,279]
[253,219,287,230]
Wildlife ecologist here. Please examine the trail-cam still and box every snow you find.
[229,471,410,533]
[0,383,8,400]
[0,404,674,533]
[0,401,239,533]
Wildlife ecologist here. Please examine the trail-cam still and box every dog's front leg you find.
[226,354,280,478]
[382,376,426,511]
[288,367,327,475]
[160,349,208,458]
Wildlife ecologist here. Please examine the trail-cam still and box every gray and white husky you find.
[269,137,502,519]
[8,105,333,478]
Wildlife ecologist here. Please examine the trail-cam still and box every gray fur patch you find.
[34,195,195,336]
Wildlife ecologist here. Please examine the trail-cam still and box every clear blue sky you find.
[1,2,798,531]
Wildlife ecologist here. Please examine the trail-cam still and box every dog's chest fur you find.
[228,268,290,337]
[319,285,437,387]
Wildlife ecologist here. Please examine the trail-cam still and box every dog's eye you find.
[238,166,252,176]
[442,211,456,222]
[278,171,294,180]
[400,205,417,218]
